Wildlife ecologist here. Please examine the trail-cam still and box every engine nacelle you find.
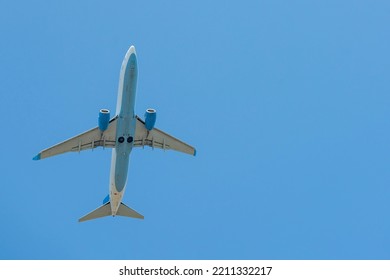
[98,109,110,131]
[144,108,157,131]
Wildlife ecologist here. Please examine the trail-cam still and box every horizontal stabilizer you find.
[117,202,144,219]
[79,202,111,222]
[78,202,144,222]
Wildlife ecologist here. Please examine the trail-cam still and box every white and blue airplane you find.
[33,46,196,222]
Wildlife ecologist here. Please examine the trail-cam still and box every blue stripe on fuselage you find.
[114,52,138,193]
[119,53,137,117]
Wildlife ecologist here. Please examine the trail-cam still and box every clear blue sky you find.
[1,0,389,259]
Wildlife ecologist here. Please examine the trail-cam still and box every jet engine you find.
[98,109,110,131]
[144,108,157,131]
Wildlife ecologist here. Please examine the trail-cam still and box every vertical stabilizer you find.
[117,202,144,219]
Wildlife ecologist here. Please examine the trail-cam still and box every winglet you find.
[33,153,41,161]
[193,149,197,156]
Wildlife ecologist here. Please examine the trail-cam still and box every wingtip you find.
[193,149,197,156]
[33,153,41,161]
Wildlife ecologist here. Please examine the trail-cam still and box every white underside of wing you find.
[36,117,118,160]
[134,116,196,156]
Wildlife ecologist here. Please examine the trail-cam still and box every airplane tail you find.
[78,202,144,222]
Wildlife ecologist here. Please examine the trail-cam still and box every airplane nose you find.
[128,45,136,55]
[125,45,136,61]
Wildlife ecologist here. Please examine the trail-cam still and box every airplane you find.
[33,45,196,222]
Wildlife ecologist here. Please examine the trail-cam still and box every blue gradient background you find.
[1,0,389,259]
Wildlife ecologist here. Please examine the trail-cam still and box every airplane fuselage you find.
[109,46,138,214]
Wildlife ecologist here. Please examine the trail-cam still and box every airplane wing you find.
[134,116,196,156]
[33,117,118,160]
